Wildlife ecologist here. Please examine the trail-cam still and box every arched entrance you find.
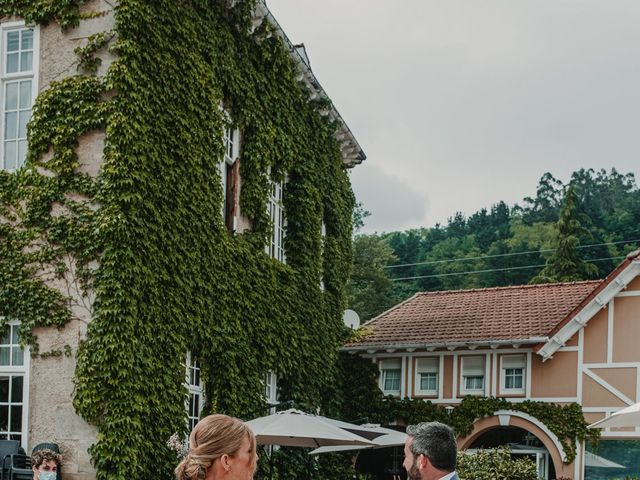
[457,410,574,479]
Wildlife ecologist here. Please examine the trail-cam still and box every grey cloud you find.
[350,164,428,234]
[269,0,640,229]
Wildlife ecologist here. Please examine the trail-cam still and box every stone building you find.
[0,1,364,478]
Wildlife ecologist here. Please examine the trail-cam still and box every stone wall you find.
[27,2,116,478]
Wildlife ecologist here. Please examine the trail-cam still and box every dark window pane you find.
[11,377,23,402]
[21,30,33,50]
[0,377,9,402]
[10,405,22,431]
[0,348,10,367]
[1,327,9,345]
[0,405,8,432]
[9,434,21,443]
[11,348,23,367]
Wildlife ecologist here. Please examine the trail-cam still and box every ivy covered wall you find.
[0,1,356,479]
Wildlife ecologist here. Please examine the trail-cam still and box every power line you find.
[384,239,640,270]
[390,255,625,282]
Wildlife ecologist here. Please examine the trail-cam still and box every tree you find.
[347,235,398,321]
[531,186,598,284]
[352,201,370,234]
[520,172,564,224]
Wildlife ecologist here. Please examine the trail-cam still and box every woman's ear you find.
[220,454,231,472]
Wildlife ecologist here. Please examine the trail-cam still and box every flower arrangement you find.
[167,433,189,459]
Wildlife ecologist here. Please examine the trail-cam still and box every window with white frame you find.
[415,357,438,396]
[500,355,525,394]
[263,370,277,412]
[186,352,204,432]
[379,358,401,395]
[219,119,240,229]
[266,178,285,262]
[461,356,485,394]
[0,322,28,445]
[1,23,38,171]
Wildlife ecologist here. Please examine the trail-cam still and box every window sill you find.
[500,389,525,396]
[414,391,438,397]
[460,390,485,396]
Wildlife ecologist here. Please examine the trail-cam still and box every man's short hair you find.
[406,421,457,471]
[31,449,62,469]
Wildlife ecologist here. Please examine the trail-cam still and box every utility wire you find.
[384,239,640,269]
[390,255,625,282]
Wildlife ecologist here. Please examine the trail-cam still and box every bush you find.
[456,448,538,480]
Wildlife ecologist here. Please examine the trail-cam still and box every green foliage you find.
[75,30,115,75]
[531,185,598,284]
[347,234,397,321]
[1,1,355,479]
[456,448,538,480]
[0,0,86,29]
[0,75,107,349]
[351,169,640,306]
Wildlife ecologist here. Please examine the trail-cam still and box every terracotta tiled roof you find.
[345,280,601,350]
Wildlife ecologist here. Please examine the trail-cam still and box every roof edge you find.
[536,254,640,361]
[342,337,550,353]
[254,1,366,168]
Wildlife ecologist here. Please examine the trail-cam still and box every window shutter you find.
[502,355,525,369]
[416,357,438,373]
[380,358,401,370]
[462,356,484,376]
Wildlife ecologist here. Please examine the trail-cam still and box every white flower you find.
[167,432,189,459]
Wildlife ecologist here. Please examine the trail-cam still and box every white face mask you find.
[38,472,57,480]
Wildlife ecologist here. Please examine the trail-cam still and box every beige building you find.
[0,1,363,479]
[345,250,640,480]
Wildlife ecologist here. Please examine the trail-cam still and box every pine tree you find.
[530,185,598,284]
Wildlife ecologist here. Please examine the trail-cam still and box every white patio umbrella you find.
[585,451,626,469]
[588,402,640,429]
[309,425,407,455]
[245,409,376,448]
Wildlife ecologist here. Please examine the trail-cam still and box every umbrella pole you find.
[269,447,274,480]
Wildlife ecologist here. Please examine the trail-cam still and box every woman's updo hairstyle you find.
[175,414,256,480]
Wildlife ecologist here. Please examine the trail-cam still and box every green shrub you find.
[456,448,538,480]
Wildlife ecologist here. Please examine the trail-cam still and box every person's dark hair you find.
[406,421,456,472]
[31,449,62,469]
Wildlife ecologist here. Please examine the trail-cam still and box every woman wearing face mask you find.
[31,449,62,480]
[175,414,257,480]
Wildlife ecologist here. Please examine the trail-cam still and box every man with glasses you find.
[403,421,459,480]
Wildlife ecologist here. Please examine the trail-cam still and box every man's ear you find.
[418,453,430,471]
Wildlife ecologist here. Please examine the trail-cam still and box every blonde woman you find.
[175,414,258,480]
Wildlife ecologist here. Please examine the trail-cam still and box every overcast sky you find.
[267,0,640,233]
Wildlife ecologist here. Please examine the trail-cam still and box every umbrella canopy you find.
[585,451,626,469]
[245,409,376,448]
[309,425,407,455]
[588,402,640,429]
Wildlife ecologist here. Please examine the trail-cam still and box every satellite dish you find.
[342,309,360,329]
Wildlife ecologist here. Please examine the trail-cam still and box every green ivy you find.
[1,1,355,479]
[0,0,86,29]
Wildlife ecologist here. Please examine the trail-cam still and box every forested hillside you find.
[348,168,640,322]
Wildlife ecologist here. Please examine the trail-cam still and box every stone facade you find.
[25,2,116,478]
